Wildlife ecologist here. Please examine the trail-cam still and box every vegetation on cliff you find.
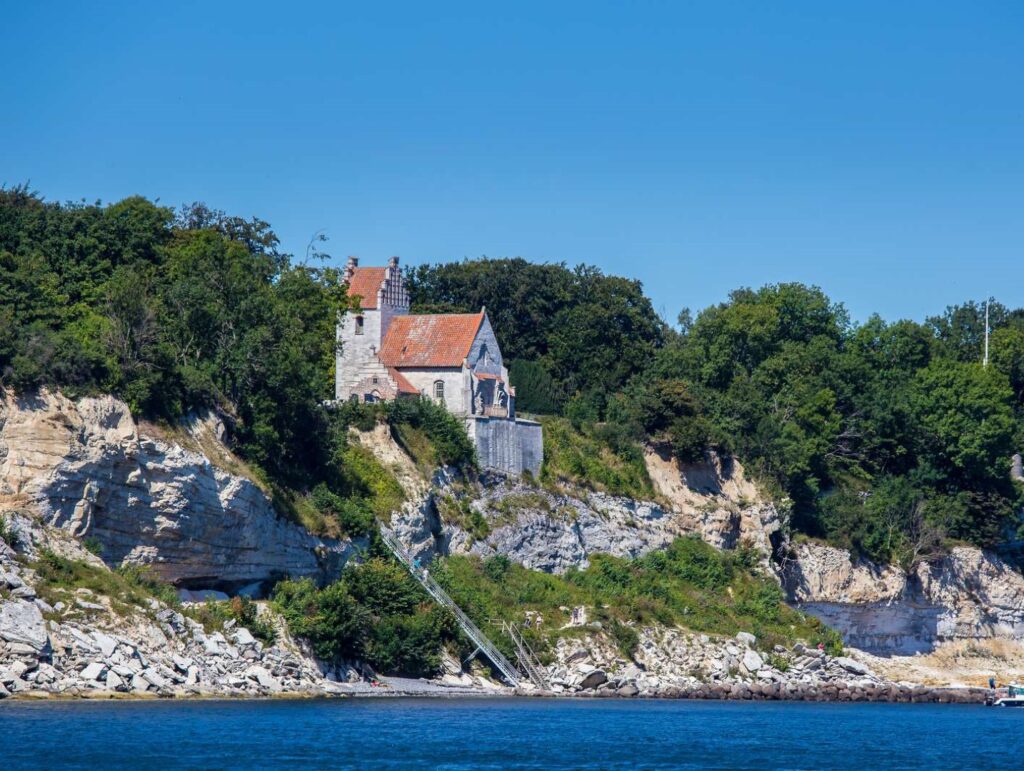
[434,536,835,661]
[410,260,1024,564]
[3,188,1022,572]
[273,555,459,678]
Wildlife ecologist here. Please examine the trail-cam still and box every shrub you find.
[273,578,370,663]
[310,484,375,538]
[273,558,459,677]
[186,595,277,645]
[385,397,476,469]
[507,359,562,415]
[540,416,654,498]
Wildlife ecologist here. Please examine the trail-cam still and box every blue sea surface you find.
[0,697,1018,769]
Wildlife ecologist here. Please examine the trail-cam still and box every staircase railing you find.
[497,619,551,691]
[378,527,532,688]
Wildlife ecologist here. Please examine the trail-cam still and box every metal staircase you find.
[378,527,549,690]
[497,619,551,691]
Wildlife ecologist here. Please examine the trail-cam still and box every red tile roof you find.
[347,267,387,309]
[387,367,420,395]
[380,312,485,368]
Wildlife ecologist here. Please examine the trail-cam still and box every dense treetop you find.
[3,189,1023,565]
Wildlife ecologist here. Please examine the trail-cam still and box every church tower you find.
[335,256,410,401]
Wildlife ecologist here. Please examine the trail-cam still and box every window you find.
[433,380,445,400]
[371,376,378,384]
[354,316,364,335]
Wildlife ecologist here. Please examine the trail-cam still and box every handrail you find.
[378,528,524,687]
[498,619,552,690]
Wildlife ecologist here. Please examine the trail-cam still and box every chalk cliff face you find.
[784,542,1024,654]
[0,390,354,588]
[383,442,786,573]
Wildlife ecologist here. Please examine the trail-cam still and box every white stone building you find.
[335,257,542,476]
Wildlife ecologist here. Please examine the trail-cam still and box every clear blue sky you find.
[3,1,1022,325]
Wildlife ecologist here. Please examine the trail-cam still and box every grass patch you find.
[31,551,179,617]
[433,536,829,660]
[491,492,552,524]
[337,444,406,520]
[186,596,277,645]
[540,416,655,499]
[436,495,491,541]
[391,423,438,475]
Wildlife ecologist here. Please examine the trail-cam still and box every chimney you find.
[343,256,358,283]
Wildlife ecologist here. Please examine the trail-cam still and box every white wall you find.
[336,308,385,400]
[398,368,470,414]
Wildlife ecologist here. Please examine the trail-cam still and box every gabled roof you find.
[379,312,486,368]
[346,267,387,309]
[386,367,420,395]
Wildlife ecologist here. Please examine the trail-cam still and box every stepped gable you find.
[379,311,486,368]
[386,367,419,395]
[345,267,388,309]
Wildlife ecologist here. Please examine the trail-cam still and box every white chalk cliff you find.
[0,390,354,588]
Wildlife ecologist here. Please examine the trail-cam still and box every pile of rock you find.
[0,514,357,700]
[542,626,988,703]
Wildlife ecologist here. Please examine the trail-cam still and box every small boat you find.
[991,684,1024,707]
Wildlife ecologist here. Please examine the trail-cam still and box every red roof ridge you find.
[379,311,487,368]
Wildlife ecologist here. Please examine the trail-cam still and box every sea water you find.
[1,697,1019,769]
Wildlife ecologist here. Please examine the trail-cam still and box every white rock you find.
[141,668,167,688]
[834,657,870,676]
[741,650,764,673]
[232,628,256,647]
[172,654,192,672]
[736,632,756,648]
[93,632,118,657]
[105,671,124,691]
[80,662,106,681]
[0,600,50,652]
[129,673,149,692]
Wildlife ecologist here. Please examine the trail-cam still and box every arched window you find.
[354,315,364,335]
[433,380,445,400]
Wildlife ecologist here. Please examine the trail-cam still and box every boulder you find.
[835,657,871,676]
[232,628,256,647]
[736,632,756,648]
[741,650,764,673]
[80,662,106,681]
[0,600,50,652]
[93,632,118,658]
[105,671,124,691]
[579,670,608,689]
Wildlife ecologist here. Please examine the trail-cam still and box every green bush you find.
[32,551,179,615]
[273,578,370,663]
[434,536,826,659]
[507,359,562,414]
[540,416,654,498]
[310,484,375,538]
[385,397,476,469]
[273,558,459,677]
[186,595,277,645]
